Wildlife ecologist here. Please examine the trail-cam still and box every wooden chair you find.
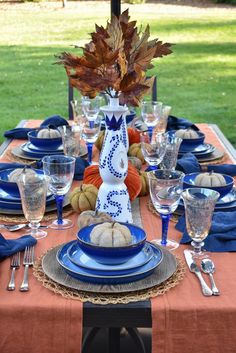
[68,76,157,120]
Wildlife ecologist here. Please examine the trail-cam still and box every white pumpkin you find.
[175,129,199,139]
[77,210,113,229]
[8,168,37,183]
[37,128,61,139]
[90,222,132,247]
[194,172,226,187]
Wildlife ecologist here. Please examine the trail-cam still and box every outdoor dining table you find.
[0,120,236,353]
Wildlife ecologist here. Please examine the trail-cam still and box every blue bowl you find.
[183,173,234,198]
[0,168,45,198]
[27,130,62,150]
[179,131,205,151]
[77,222,146,265]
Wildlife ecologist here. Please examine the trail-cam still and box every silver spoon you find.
[0,224,48,232]
[201,258,220,296]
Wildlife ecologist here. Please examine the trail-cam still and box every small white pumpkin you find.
[194,172,226,187]
[77,210,113,229]
[8,168,37,183]
[37,128,61,139]
[90,222,132,247]
[175,128,199,139]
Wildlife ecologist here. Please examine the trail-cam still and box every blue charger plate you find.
[0,193,55,210]
[179,143,215,157]
[179,143,209,154]
[27,142,63,153]
[57,241,163,284]
[67,241,154,275]
[21,142,64,158]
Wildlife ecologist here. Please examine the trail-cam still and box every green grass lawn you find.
[0,2,236,145]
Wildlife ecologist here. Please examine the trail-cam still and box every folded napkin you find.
[176,153,201,174]
[207,164,236,177]
[4,115,68,140]
[0,233,37,260]
[176,212,236,252]
[167,115,199,132]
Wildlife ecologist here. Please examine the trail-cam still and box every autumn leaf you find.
[106,15,124,50]
[148,39,173,58]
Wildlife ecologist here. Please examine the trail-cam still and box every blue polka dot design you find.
[105,190,129,218]
[95,196,101,211]
[121,119,128,149]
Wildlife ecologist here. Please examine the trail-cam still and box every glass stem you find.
[160,214,171,246]
[55,195,64,225]
[148,126,153,141]
[29,221,39,237]
[191,241,204,254]
[87,142,93,164]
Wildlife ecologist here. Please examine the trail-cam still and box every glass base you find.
[26,229,47,240]
[49,218,74,230]
[151,238,179,251]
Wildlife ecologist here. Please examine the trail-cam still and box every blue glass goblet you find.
[42,155,75,230]
[148,169,184,250]
[81,117,101,165]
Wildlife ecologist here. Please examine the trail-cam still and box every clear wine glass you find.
[148,169,184,250]
[59,125,81,157]
[159,134,182,170]
[17,172,49,239]
[42,155,75,230]
[153,104,171,134]
[82,96,103,122]
[81,117,101,165]
[141,101,162,140]
[182,188,220,258]
[140,131,167,171]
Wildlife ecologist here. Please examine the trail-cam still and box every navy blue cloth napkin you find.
[176,153,201,174]
[0,233,37,260]
[176,212,236,252]
[4,115,68,139]
[207,164,236,177]
[167,115,199,132]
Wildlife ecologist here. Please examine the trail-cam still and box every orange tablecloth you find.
[0,121,236,353]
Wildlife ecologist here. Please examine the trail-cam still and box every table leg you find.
[108,327,121,353]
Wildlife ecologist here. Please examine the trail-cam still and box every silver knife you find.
[184,250,213,296]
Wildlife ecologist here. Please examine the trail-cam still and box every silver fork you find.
[7,252,20,291]
[20,246,35,292]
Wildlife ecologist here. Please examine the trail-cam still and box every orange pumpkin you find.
[83,163,142,201]
[127,127,141,145]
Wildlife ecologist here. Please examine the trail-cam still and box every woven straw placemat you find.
[33,244,186,305]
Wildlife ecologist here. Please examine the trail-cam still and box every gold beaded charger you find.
[33,244,186,305]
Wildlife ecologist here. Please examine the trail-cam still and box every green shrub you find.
[214,0,236,4]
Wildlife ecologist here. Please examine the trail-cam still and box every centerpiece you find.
[57,9,172,222]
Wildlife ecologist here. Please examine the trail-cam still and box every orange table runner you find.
[0,121,83,353]
[0,121,236,353]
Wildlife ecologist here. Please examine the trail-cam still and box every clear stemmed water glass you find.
[140,131,167,171]
[70,99,86,128]
[82,96,103,122]
[159,134,182,170]
[148,169,184,250]
[42,155,75,230]
[182,188,220,259]
[153,104,172,134]
[17,172,49,239]
[59,125,81,157]
[81,117,101,165]
[141,101,163,140]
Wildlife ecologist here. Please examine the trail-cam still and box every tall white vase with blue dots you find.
[96,97,133,223]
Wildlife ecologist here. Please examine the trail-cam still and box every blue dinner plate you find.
[179,143,209,154]
[178,143,215,157]
[0,194,55,210]
[67,241,154,275]
[179,195,236,212]
[21,142,64,158]
[27,142,63,153]
[57,241,163,284]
